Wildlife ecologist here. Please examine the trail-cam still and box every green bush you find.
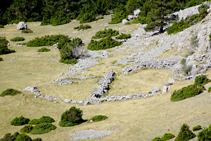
[60,58,78,64]
[30,123,56,134]
[192,125,202,131]
[151,137,164,141]
[170,84,204,102]
[108,5,127,24]
[20,125,33,133]
[116,33,131,39]
[26,34,69,47]
[10,116,30,126]
[87,115,108,123]
[97,16,104,20]
[37,48,50,52]
[88,36,122,50]
[28,116,55,124]
[175,124,196,141]
[0,132,18,141]
[59,107,84,127]
[198,124,211,141]
[194,75,211,86]
[92,28,119,39]
[0,57,3,61]
[0,37,15,55]
[74,24,91,31]
[0,88,21,97]
[10,37,25,41]
[161,133,175,140]
[21,29,33,33]
[0,25,4,28]
[208,87,211,93]
[15,134,32,141]
[32,138,42,141]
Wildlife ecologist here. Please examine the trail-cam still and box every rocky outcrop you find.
[122,19,129,25]
[17,22,27,30]
[134,9,141,16]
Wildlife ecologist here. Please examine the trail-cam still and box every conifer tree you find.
[175,123,196,141]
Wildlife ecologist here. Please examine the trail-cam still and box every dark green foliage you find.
[208,87,211,93]
[26,35,68,47]
[170,84,204,102]
[109,4,127,24]
[87,115,108,123]
[60,58,78,64]
[116,33,131,39]
[175,124,196,141]
[0,57,3,61]
[88,36,122,50]
[74,24,91,31]
[59,107,84,127]
[151,137,164,141]
[30,123,56,134]
[125,0,141,14]
[0,37,15,55]
[194,75,211,86]
[10,37,25,42]
[15,134,32,141]
[92,28,119,39]
[198,124,211,141]
[10,116,30,126]
[21,29,33,33]
[20,125,34,133]
[0,88,21,97]
[192,125,202,131]
[32,138,42,141]
[28,116,55,124]
[161,133,175,140]
[0,25,4,28]
[0,133,16,141]
[37,48,50,52]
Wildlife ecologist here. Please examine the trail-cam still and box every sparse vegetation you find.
[116,33,131,39]
[59,107,84,127]
[91,28,119,39]
[161,133,175,140]
[88,36,122,50]
[180,58,186,65]
[30,123,56,134]
[190,36,199,48]
[0,88,21,97]
[10,37,25,42]
[10,116,30,126]
[37,48,50,52]
[192,125,202,131]
[28,116,55,124]
[87,115,108,123]
[0,132,19,141]
[174,124,196,141]
[21,29,33,33]
[198,124,211,141]
[20,125,34,133]
[74,24,91,31]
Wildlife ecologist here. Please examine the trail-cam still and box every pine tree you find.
[175,123,196,141]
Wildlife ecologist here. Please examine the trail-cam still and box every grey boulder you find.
[17,22,27,30]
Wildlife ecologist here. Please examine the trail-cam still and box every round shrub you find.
[175,124,196,141]
[10,116,30,126]
[10,37,25,42]
[59,107,84,127]
[161,133,175,140]
[32,138,42,141]
[20,125,34,133]
[0,88,21,97]
[30,123,56,134]
[192,125,202,131]
[194,75,211,86]
[15,134,32,141]
[37,48,50,52]
[198,124,211,141]
[87,115,108,123]
[29,116,55,124]
[0,57,3,61]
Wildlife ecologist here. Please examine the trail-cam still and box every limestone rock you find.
[122,19,129,25]
[64,99,72,103]
[17,22,27,30]
[162,85,170,94]
[150,87,160,94]
[128,15,135,21]
[134,9,141,16]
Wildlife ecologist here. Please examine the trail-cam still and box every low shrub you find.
[170,84,204,102]
[74,24,91,31]
[88,36,122,50]
[208,87,211,93]
[192,125,202,131]
[0,88,21,97]
[0,132,18,141]
[198,124,211,140]
[181,65,192,75]
[161,133,175,140]
[194,75,211,86]
[32,138,42,141]
[21,29,33,33]
[116,33,131,39]
[15,134,32,141]
[180,59,186,65]
[59,107,84,127]
[97,16,104,20]
[60,58,78,64]
[37,48,50,52]
[26,34,69,47]
[29,116,55,124]
[0,37,15,55]
[0,25,4,28]
[151,137,164,141]
[174,124,196,141]
[92,28,119,39]
[10,116,30,126]
[30,123,56,134]
[10,37,25,42]
[0,57,3,61]
[20,125,34,133]
[87,115,108,123]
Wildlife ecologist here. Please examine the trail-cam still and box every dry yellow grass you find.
[0,15,211,141]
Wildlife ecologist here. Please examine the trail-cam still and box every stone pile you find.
[52,78,73,85]
[45,94,62,102]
